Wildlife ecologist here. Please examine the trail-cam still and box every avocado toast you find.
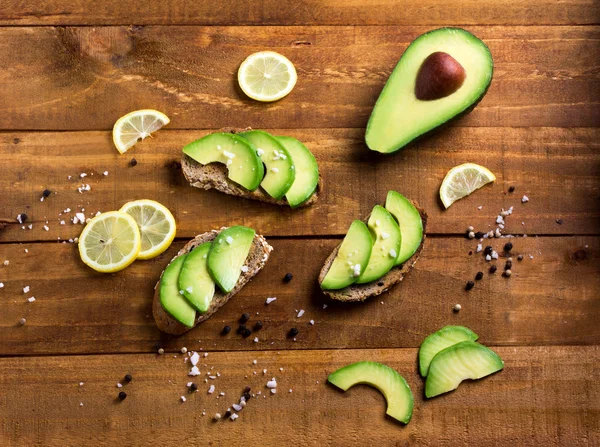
[182,128,322,208]
[318,193,427,301]
[153,227,272,335]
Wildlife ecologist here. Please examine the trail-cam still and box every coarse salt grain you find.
[190,351,200,366]
[297,309,305,318]
[23,286,30,294]
[189,366,201,376]
[43,225,49,231]
[476,244,483,253]
[522,195,529,203]
[265,297,277,304]
[27,297,36,303]
[0,283,3,288]
[271,389,277,394]
[241,265,249,273]
[266,380,277,388]
[117,383,123,388]
[180,396,186,402]
[232,404,242,411]
[310,320,314,325]
[254,337,259,343]
[230,413,239,421]
[208,385,215,394]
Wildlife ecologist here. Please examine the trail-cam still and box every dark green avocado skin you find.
[365,27,494,154]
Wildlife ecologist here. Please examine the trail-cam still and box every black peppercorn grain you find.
[242,328,252,338]
[283,273,293,282]
[222,325,231,335]
[118,391,127,401]
[239,313,250,324]
[190,383,198,392]
[475,271,483,281]
[508,186,515,193]
[288,328,299,338]
[465,281,475,291]
[253,321,263,331]
[504,242,513,252]
[42,189,51,198]
[484,246,493,256]
[129,158,137,167]
[489,265,498,274]
[124,374,132,383]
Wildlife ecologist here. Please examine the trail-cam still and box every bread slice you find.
[153,228,273,335]
[181,127,321,207]
[318,202,427,302]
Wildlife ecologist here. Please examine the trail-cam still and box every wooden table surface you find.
[0,1,598,446]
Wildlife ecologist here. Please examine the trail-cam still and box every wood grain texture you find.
[1,127,598,242]
[0,26,598,130]
[0,346,598,446]
[0,237,597,356]
[0,0,598,26]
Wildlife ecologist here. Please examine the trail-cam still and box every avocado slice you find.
[182,133,264,191]
[328,361,414,424]
[239,130,295,200]
[320,220,373,290]
[385,191,423,266]
[418,325,479,377]
[207,226,255,293]
[425,341,504,398]
[366,28,493,153]
[276,136,319,208]
[356,205,401,284]
[159,254,196,328]
[178,242,215,313]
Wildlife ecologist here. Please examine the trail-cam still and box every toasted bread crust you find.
[181,128,321,207]
[153,228,272,335]
[318,201,428,302]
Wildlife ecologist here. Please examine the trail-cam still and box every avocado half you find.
[365,28,493,154]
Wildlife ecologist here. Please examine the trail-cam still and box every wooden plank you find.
[1,127,598,241]
[0,346,597,446]
[0,0,598,26]
[0,236,597,356]
[0,26,598,130]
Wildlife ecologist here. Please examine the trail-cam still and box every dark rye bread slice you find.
[318,202,428,302]
[181,127,321,207]
[153,228,273,335]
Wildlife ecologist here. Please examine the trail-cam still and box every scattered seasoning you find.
[124,374,132,383]
[297,309,305,318]
[214,413,222,420]
[556,218,564,225]
[208,385,215,394]
[190,383,198,392]
[522,195,529,203]
[237,324,247,334]
[253,321,263,331]
[283,273,293,282]
[222,325,232,335]
[475,271,483,281]
[17,213,28,224]
[243,392,251,401]
[224,410,232,418]
[129,158,138,167]
[158,348,165,355]
[453,304,462,312]
[181,347,188,354]
[239,313,250,324]
[465,281,475,291]
[19,318,26,326]
[244,386,251,393]
[484,246,493,256]
[288,328,299,338]
[474,231,484,239]
[505,259,513,270]
[242,328,252,338]
[508,186,515,193]
[489,265,498,274]
[230,413,239,421]
[504,242,513,252]
[42,189,52,198]
[265,297,277,304]
[467,226,474,232]
[467,231,475,239]
[180,396,187,403]
[517,255,524,261]
[504,269,512,277]
[118,391,127,401]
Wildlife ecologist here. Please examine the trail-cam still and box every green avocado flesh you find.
[366,28,493,153]
[356,205,401,284]
[239,130,295,200]
[182,133,264,190]
[425,341,504,398]
[320,220,373,290]
[328,361,414,424]
[159,254,196,328]
[418,326,479,377]
[276,136,319,207]
[178,242,215,313]
[207,226,255,293]
[385,191,423,266]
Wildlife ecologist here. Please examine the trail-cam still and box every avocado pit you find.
[415,52,466,101]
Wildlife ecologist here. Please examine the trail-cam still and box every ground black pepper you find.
[475,271,483,281]
[222,325,231,335]
[465,281,475,291]
[288,328,299,338]
[283,273,293,282]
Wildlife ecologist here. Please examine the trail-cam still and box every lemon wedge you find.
[440,163,496,209]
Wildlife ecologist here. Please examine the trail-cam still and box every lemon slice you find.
[112,109,170,154]
[78,211,141,273]
[238,51,297,102]
[119,200,176,260]
[440,163,496,209]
